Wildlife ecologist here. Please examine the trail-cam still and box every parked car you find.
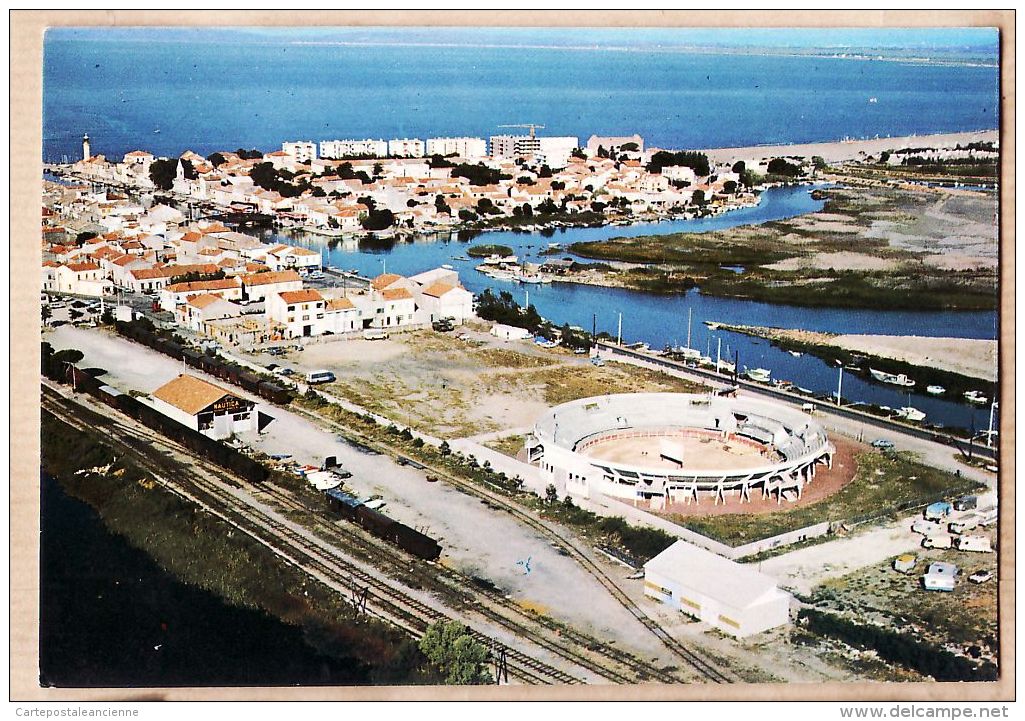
[969,570,993,584]
[265,363,279,372]
[276,368,295,377]
[591,356,605,367]
[573,347,588,355]
[363,329,389,341]
[871,438,895,449]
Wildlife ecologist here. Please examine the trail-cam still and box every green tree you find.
[207,152,226,167]
[723,180,738,194]
[419,621,492,685]
[647,150,710,176]
[362,208,395,231]
[434,194,451,215]
[148,158,177,190]
[692,189,706,206]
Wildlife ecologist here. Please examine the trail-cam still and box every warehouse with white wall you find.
[644,540,792,638]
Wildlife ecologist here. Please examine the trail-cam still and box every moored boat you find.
[896,407,927,422]
[926,385,946,395]
[745,367,772,383]
[964,390,988,404]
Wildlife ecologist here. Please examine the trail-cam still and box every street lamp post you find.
[835,360,844,407]
[617,312,622,346]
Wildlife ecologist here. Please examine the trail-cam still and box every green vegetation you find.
[249,162,313,198]
[799,608,997,682]
[674,451,983,545]
[41,412,429,684]
[169,269,227,285]
[646,150,710,177]
[474,289,544,333]
[418,621,493,685]
[148,158,178,190]
[467,243,514,258]
[451,162,511,186]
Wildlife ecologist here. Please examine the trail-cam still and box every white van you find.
[363,329,389,341]
[305,370,336,385]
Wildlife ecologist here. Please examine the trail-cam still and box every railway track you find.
[254,481,680,685]
[41,386,581,686]
[287,405,736,684]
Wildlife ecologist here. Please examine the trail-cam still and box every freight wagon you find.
[323,488,441,561]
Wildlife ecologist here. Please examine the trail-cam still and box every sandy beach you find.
[700,129,998,164]
[833,334,997,383]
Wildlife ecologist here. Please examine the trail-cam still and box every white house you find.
[241,269,303,302]
[416,281,474,323]
[266,288,326,339]
[491,323,532,341]
[150,374,257,440]
[160,277,243,312]
[55,262,112,297]
[176,293,243,333]
[643,540,793,638]
[257,244,322,273]
[373,287,417,329]
[322,296,362,334]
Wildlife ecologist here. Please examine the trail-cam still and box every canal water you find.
[266,185,997,433]
[39,472,370,687]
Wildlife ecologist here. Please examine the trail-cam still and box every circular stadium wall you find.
[526,393,835,506]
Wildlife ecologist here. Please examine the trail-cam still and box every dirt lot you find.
[244,327,708,438]
[808,531,999,659]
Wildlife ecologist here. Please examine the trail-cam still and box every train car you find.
[392,523,442,561]
[96,384,124,410]
[238,371,264,394]
[182,349,205,369]
[355,505,398,539]
[324,488,363,520]
[258,381,292,405]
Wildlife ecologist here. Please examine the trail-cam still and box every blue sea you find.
[42,28,999,162]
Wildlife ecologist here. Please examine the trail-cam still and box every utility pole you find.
[617,312,622,346]
[716,337,722,374]
[734,350,739,385]
[987,401,998,448]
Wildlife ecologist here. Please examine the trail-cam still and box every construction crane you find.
[498,123,545,139]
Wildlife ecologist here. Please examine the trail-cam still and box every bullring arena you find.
[526,393,837,508]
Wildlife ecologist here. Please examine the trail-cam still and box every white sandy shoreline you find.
[699,129,999,164]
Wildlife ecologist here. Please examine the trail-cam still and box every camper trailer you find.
[955,535,993,553]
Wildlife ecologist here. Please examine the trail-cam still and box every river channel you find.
[265,185,998,433]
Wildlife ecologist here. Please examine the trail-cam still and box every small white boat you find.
[896,407,926,422]
[788,350,803,357]
[926,385,946,395]
[964,391,988,404]
[441,263,454,270]
[746,368,772,383]
[869,368,916,387]
[716,359,736,374]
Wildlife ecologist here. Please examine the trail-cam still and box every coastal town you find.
[23,17,1009,702]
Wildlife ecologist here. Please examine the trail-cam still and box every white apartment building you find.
[426,137,487,159]
[282,141,317,163]
[536,137,580,169]
[319,139,389,159]
[387,138,425,158]
[490,135,541,159]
